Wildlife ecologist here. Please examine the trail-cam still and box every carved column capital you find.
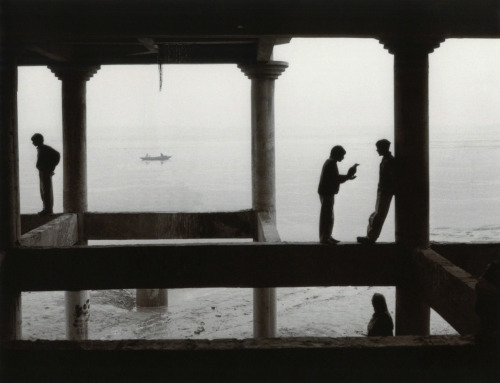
[380,38,444,56]
[238,61,288,80]
[49,64,100,82]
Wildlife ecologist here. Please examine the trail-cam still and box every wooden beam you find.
[431,243,500,278]
[1,336,482,383]
[410,249,478,335]
[25,45,71,62]
[85,211,254,240]
[17,42,259,66]
[7,0,500,42]
[19,214,78,247]
[5,243,400,291]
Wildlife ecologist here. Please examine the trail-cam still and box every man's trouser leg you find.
[319,194,335,242]
[367,192,393,241]
[40,171,54,213]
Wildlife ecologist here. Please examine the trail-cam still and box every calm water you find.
[19,135,500,242]
[19,134,500,340]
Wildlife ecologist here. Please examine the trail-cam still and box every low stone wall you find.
[85,210,254,240]
[19,214,78,247]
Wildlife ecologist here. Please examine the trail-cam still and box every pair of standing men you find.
[318,139,395,244]
[31,133,60,215]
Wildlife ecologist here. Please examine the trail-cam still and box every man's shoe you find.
[357,236,375,245]
[321,237,339,245]
[38,210,53,216]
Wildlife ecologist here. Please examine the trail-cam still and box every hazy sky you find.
[17,38,500,144]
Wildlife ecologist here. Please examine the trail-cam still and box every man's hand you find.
[347,163,359,179]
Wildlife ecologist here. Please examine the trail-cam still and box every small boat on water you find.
[140,153,171,161]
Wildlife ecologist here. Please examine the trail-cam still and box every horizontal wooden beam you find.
[411,249,478,335]
[18,42,260,66]
[2,336,483,383]
[431,243,500,278]
[5,243,400,291]
[6,0,500,44]
[85,210,254,240]
[19,214,78,247]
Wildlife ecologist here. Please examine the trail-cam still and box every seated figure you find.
[367,293,394,337]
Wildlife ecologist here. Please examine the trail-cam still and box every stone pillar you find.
[50,64,99,340]
[382,39,441,335]
[239,61,288,338]
[0,40,21,340]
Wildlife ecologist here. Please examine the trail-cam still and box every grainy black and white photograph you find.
[1,1,499,382]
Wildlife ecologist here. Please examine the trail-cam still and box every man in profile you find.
[318,145,358,244]
[31,133,60,215]
[357,139,395,244]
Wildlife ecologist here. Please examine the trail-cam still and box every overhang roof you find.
[2,0,499,66]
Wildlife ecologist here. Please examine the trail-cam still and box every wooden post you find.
[382,39,442,335]
[50,65,99,340]
[0,34,21,340]
[239,61,287,338]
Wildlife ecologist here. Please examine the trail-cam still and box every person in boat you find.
[367,293,394,337]
[317,145,358,244]
[31,133,60,216]
[357,139,396,245]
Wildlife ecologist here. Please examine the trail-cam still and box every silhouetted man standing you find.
[31,133,60,215]
[357,139,395,244]
[318,145,358,244]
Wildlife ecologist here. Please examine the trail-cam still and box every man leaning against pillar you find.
[357,139,395,244]
[31,133,60,215]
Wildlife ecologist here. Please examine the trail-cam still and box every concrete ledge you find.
[19,214,78,247]
[1,335,489,383]
[6,243,401,291]
[85,210,254,240]
[21,214,64,235]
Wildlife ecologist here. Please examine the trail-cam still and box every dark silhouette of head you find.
[330,145,346,161]
[372,293,389,314]
[31,133,44,147]
[475,261,500,338]
[376,139,391,156]
[481,260,500,287]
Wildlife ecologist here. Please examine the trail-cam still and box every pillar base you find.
[395,286,430,336]
[136,289,168,308]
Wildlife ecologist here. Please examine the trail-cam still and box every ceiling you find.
[3,0,499,66]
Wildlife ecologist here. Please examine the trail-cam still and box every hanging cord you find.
[158,44,163,91]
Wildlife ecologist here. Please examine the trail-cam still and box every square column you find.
[0,41,21,340]
[239,61,288,338]
[382,39,442,335]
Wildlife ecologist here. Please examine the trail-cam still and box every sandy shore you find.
[22,286,456,340]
